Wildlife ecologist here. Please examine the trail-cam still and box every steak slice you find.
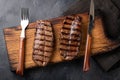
[60,16,82,60]
[33,20,54,66]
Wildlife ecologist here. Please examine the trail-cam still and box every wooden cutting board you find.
[4,13,120,71]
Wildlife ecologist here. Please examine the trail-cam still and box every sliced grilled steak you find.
[33,20,53,66]
[60,16,82,60]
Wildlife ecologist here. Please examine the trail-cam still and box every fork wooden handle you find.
[83,34,92,71]
[16,37,25,76]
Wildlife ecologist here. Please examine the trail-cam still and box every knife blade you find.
[83,0,95,71]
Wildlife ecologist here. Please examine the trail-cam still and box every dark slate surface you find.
[0,0,120,80]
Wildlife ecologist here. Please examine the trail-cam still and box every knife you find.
[83,0,95,71]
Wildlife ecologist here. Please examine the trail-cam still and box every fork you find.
[16,8,29,75]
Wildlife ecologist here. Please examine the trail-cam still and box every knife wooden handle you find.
[83,34,92,71]
[16,37,25,76]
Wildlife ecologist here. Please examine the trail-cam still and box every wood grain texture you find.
[4,13,120,71]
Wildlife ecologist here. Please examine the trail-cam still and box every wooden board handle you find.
[83,34,92,71]
[16,37,25,76]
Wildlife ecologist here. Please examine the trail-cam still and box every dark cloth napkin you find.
[93,0,120,71]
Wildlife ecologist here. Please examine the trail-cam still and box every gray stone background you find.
[0,0,120,80]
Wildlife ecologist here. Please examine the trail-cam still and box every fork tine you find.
[26,8,29,20]
[21,8,29,20]
[21,8,23,20]
[21,8,25,20]
[25,8,29,20]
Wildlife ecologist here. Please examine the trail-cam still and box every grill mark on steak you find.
[61,34,81,40]
[61,37,80,41]
[60,16,82,60]
[34,47,53,52]
[33,20,53,66]
[33,54,50,64]
[60,48,79,52]
[61,32,80,36]
[60,42,79,47]
[62,26,81,31]
[34,39,52,42]
[61,30,81,35]
[33,51,50,58]
[33,51,52,57]
[36,32,53,37]
[60,37,80,42]
[66,16,75,20]
[36,28,52,32]
[35,43,52,47]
